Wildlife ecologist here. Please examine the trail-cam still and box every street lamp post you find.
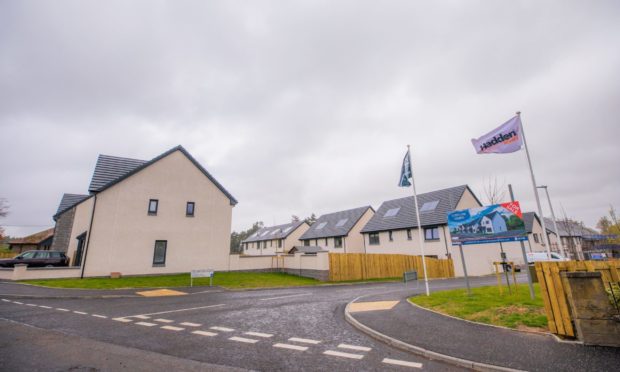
[537,185,568,259]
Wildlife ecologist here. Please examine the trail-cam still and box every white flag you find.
[472,115,523,154]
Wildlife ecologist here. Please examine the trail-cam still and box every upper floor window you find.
[278,239,282,248]
[389,231,394,242]
[186,202,195,217]
[148,199,159,215]
[407,229,412,240]
[324,238,329,246]
[424,227,440,241]
[533,233,540,243]
[369,233,380,245]
[334,237,343,248]
[304,240,310,247]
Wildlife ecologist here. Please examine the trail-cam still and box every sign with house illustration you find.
[447,201,528,245]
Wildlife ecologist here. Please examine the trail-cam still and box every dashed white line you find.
[192,330,218,337]
[56,308,69,312]
[26,303,37,307]
[244,331,273,338]
[179,322,201,327]
[288,337,321,345]
[154,319,174,323]
[210,326,234,332]
[122,304,225,318]
[161,325,185,331]
[229,336,259,344]
[337,343,372,352]
[323,350,365,360]
[1,299,10,302]
[134,315,151,319]
[14,301,23,305]
[273,343,308,351]
[135,322,157,327]
[259,293,310,301]
[92,314,107,319]
[382,358,423,369]
[38,305,52,309]
[113,318,132,323]
[73,311,87,315]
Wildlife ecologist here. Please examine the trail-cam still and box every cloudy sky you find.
[1,1,619,237]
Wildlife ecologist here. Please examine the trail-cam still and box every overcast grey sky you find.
[1,1,619,237]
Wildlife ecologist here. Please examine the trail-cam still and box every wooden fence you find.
[328,253,454,281]
[0,252,16,259]
[535,260,620,337]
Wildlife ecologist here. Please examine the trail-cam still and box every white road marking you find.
[210,326,234,332]
[273,343,308,351]
[323,350,364,360]
[122,304,225,318]
[1,299,10,302]
[73,311,87,315]
[56,308,69,312]
[259,293,310,301]
[154,319,174,323]
[135,322,157,327]
[192,330,218,337]
[26,303,37,307]
[92,314,107,318]
[38,305,52,309]
[161,325,185,331]
[113,318,132,323]
[288,337,321,345]
[13,301,23,305]
[382,358,423,369]
[179,322,201,327]
[134,315,151,319]
[337,344,372,352]
[244,331,273,338]
[229,336,259,344]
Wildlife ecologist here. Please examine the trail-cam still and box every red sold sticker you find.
[501,201,522,218]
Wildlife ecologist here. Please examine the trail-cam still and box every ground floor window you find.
[278,239,282,248]
[334,237,343,248]
[407,229,412,240]
[153,240,167,266]
[388,231,393,241]
[304,240,310,246]
[369,233,380,245]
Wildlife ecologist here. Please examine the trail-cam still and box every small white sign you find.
[191,269,214,278]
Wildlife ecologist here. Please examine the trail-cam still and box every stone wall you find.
[50,208,76,253]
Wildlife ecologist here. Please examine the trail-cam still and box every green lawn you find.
[409,284,547,331]
[21,272,322,290]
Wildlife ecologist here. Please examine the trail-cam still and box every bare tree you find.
[291,215,300,223]
[483,177,507,205]
[559,207,582,260]
[0,198,8,239]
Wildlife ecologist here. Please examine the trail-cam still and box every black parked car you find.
[0,250,69,268]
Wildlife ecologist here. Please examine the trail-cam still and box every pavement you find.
[346,279,620,372]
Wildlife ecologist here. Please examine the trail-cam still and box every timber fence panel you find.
[328,253,454,282]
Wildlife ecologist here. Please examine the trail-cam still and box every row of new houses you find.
[5,145,598,279]
[240,184,570,276]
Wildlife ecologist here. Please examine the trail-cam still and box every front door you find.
[73,233,86,267]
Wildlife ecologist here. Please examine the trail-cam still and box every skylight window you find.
[420,200,439,212]
[384,207,401,218]
[261,230,271,237]
[315,222,327,230]
[282,226,293,233]
[336,218,348,227]
[271,229,280,235]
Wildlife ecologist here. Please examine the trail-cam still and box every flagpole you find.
[408,145,430,296]
[517,112,552,259]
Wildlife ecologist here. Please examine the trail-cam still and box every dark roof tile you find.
[300,206,373,240]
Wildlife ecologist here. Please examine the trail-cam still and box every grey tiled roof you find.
[522,212,537,233]
[543,218,598,237]
[288,246,327,254]
[88,155,147,193]
[55,193,90,217]
[361,185,477,233]
[242,221,306,243]
[299,206,373,240]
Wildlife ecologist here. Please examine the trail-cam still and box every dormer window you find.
[148,199,158,215]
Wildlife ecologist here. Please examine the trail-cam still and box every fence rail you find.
[535,260,620,337]
[0,252,16,259]
[328,253,454,281]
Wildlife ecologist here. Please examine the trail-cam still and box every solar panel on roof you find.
[420,200,439,212]
[384,207,400,218]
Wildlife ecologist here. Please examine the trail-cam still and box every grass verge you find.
[409,284,547,331]
[20,272,400,290]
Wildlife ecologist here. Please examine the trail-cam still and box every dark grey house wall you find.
[50,208,76,253]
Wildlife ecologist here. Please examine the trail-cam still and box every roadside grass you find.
[409,284,548,331]
[20,272,401,290]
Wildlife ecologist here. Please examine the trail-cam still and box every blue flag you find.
[399,149,412,187]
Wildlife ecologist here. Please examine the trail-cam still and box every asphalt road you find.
[0,276,507,371]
